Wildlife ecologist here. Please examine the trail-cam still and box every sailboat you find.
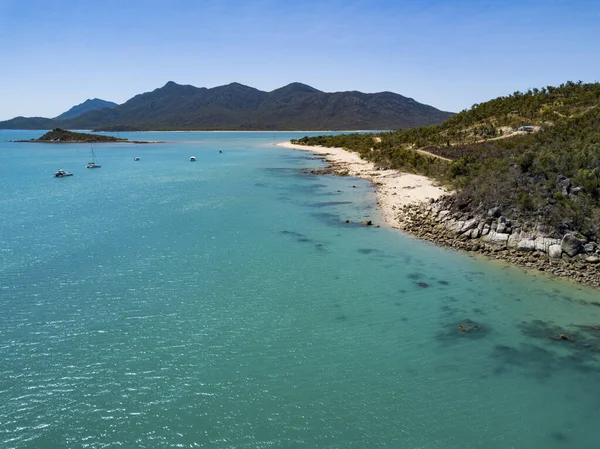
[86,148,101,168]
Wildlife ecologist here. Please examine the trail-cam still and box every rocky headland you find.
[397,198,600,288]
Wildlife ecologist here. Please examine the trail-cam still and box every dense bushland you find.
[292,82,600,239]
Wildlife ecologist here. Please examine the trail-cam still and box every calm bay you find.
[1,131,600,448]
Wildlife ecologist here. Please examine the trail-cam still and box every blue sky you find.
[1,0,598,120]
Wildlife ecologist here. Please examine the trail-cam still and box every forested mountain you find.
[53,98,118,120]
[0,81,453,131]
[293,81,600,239]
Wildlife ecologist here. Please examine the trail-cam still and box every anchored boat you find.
[86,148,101,168]
[53,169,73,178]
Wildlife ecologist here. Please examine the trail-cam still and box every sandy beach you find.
[276,142,450,228]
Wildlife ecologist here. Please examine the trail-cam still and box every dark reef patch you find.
[280,230,312,243]
[435,318,487,342]
[308,201,353,208]
[518,319,600,357]
[311,212,366,228]
[357,248,378,254]
[549,431,569,443]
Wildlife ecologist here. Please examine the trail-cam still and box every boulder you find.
[487,207,502,218]
[585,256,600,264]
[497,222,508,233]
[561,234,583,257]
[468,228,481,239]
[459,218,479,234]
[497,216,510,234]
[557,175,571,196]
[548,244,563,259]
[570,186,584,197]
[584,242,598,253]
[453,221,465,234]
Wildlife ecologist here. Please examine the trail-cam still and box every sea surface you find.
[1,130,600,449]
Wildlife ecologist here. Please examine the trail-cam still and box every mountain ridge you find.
[53,98,118,120]
[0,81,454,131]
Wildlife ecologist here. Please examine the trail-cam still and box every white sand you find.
[276,142,450,228]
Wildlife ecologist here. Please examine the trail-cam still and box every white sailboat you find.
[86,148,101,168]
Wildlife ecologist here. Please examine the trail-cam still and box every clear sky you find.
[1,0,598,120]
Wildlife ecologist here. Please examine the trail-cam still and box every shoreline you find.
[277,141,600,289]
[276,141,450,228]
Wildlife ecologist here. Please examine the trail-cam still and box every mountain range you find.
[53,98,118,120]
[0,82,453,131]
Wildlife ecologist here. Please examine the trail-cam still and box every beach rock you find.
[517,239,536,251]
[585,255,600,264]
[481,231,510,244]
[584,242,598,253]
[548,244,563,259]
[535,237,560,252]
[561,234,583,257]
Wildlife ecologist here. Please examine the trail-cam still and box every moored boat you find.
[190,156,196,161]
[53,169,73,178]
[86,148,101,168]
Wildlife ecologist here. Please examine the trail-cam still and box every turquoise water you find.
[1,130,600,449]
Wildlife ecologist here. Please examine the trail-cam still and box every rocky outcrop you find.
[397,199,600,288]
[561,234,583,257]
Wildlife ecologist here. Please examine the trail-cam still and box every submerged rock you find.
[550,333,573,341]
[457,319,481,333]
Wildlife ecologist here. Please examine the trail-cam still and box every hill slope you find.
[54,98,118,120]
[0,81,453,131]
[294,81,600,239]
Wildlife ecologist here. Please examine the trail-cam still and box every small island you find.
[16,128,152,144]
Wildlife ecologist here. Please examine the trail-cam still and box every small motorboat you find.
[53,169,73,178]
[190,156,196,162]
[134,157,140,161]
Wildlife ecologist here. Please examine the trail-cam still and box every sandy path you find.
[276,142,450,228]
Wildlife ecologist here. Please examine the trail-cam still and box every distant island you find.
[0,81,454,131]
[16,128,151,144]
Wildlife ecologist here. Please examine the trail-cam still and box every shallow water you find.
[1,130,600,448]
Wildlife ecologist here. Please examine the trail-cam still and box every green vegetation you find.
[292,82,600,239]
[24,128,126,143]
